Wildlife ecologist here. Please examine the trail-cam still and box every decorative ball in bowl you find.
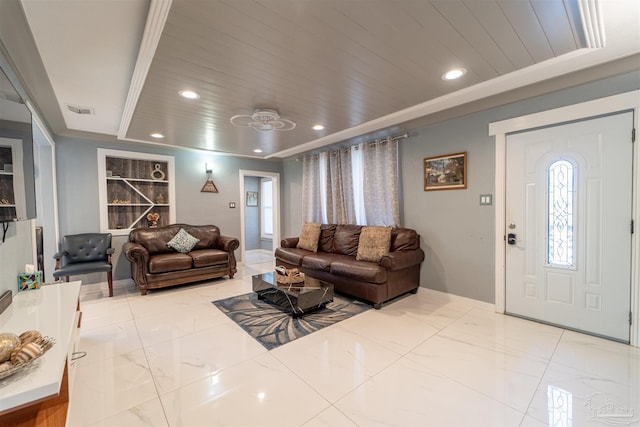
[0,333,20,362]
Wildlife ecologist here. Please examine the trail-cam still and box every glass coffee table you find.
[252,271,334,317]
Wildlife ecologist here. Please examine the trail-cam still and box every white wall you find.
[33,123,57,282]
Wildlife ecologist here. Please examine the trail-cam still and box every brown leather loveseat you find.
[123,224,239,295]
[275,224,424,308]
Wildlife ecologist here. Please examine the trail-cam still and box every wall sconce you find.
[201,163,218,193]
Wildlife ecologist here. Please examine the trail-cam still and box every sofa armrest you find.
[123,242,151,285]
[123,242,149,266]
[379,249,425,271]
[281,237,299,248]
[123,241,151,290]
[217,235,239,277]
[217,235,240,252]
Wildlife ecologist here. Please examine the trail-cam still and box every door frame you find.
[30,103,60,282]
[490,90,640,347]
[238,169,280,265]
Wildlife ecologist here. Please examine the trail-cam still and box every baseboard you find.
[417,287,495,312]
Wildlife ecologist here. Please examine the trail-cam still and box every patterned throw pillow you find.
[356,226,392,262]
[167,228,200,253]
[296,222,321,252]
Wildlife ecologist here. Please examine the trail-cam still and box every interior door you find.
[505,112,633,342]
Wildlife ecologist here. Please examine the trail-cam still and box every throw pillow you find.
[167,228,200,253]
[356,226,392,262]
[297,222,321,252]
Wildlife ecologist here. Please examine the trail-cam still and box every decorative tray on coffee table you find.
[275,266,305,285]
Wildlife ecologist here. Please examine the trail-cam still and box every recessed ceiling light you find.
[253,149,263,153]
[442,68,466,81]
[312,124,324,130]
[179,90,200,99]
[150,133,164,138]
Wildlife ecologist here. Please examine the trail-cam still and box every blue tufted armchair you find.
[53,233,115,297]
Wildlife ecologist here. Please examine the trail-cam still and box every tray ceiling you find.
[17,0,640,158]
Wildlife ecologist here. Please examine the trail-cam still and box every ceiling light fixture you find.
[179,90,200,99]
[253,149,263,153]
[442,68,466,80]
[150,132,164,138]
[230,109,296,131]
[312,124,324,130]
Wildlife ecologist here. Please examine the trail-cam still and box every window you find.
[261,178,273,238]
[301,137,399,226]
[547,159,575,267]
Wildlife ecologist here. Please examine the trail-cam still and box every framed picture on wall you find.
[246,191,258,206]
[424,152,467,191]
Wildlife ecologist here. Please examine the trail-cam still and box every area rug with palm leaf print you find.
[212,293,371,350]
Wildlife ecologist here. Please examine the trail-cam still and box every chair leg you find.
[107,271,113,297]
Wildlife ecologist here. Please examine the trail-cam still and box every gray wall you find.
[55,136,283,281]
[282,71,640,304]
[403,71,639,303]
[244,176,260,250]
[243,176,273,251]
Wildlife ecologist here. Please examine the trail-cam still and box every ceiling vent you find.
[66,104,94,115]
[230,109,296,131]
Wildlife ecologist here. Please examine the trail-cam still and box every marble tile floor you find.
[244,249,275,266]
[67,260,640,427]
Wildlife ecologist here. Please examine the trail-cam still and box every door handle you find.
[507,233,516,245]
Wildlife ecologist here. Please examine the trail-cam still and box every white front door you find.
[505,112,633,342]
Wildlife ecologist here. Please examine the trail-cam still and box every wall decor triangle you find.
[201,179,219,193]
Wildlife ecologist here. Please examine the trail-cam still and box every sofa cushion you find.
[275,247,310,267]
[391,228,419,251]
[185,225,220,250]
[167,228,200,253]
[148,253,193,273]
[330,260,387,284]
[302,253,353,272]
[129,226,178,254]
[190,249,228,268]
[333,224,362,256]
[356,226,392,262]
[297,222,321,252]
[318,224,337,253]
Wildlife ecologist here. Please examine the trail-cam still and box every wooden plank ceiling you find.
[125,0,585,157]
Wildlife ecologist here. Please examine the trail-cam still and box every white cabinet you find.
[97,149,176,235]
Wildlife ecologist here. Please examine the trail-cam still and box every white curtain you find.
[302,155,322,222]
[362,137,399,226]
[351,145,366,224]
[302,136,400,226]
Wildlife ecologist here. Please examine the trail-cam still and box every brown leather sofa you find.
[275,224,424,308]
[123,224,239,295]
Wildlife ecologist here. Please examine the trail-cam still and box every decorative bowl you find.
[0,336,55,380]
[0,333,20,363]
